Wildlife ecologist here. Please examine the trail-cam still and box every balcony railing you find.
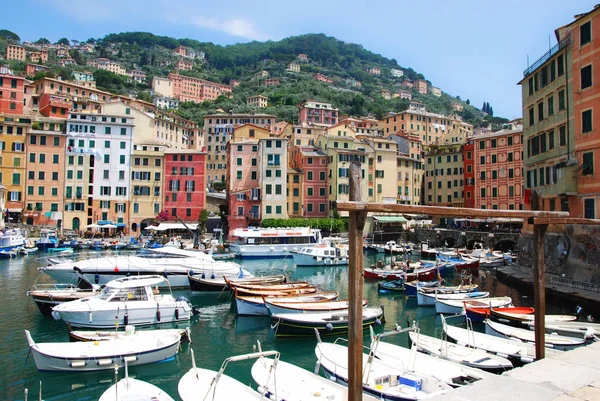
[523,33,572,77]
[247,213,260,220]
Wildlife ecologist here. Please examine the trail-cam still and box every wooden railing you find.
[550,276,600,293]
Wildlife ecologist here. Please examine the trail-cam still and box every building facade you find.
[163,149,206,222]
[5,45,25,61]
[168,73,232,103]
[298,100,339,127]
[0,74,25,115]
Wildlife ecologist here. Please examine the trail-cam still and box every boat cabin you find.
[97,276,168,303]
[230,227,321,246]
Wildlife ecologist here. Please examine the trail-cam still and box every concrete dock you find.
[428,341,600,401]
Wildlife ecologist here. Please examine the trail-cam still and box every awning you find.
[7,208,22,213]
[97,220,114,225]
[373,215,408,223]
[116,223,127,228]
[146,223,199,231]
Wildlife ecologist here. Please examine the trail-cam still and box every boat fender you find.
[156,306,161,321]
[201,273,206,279]
[325,323,333,331]
[375,318,382,326]
[124,312,128,326]
[95,273,100,284]
[210,273,215,280]
[51,311,61,320]
[329,374,337,382]
[88,311,92,323]
[127,272,131,277]
[114,266,119,272]
[175,308,179,319]
[584,327,596,340]
[163,271,168,278]
[189,270,195,276]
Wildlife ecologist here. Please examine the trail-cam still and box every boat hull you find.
[272,308,384,337]
[291,252,349,266]
[30,290,99,316]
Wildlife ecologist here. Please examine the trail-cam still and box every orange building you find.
[5,45,25,61]
[263,78,280,86]
[0,74,25,115]
[176,59,193,71]
[416,79,428,94]
[566,6,600,218]
[167,73,232,103]
[39,93,71,118]
[25,63,50,78]
[29,50,48,63]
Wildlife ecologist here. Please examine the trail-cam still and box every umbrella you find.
[101,224,118,229]
[86,223,102,229]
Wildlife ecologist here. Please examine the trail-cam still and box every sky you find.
[4,0,599,119]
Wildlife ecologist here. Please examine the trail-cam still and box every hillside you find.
[0,30,508,128]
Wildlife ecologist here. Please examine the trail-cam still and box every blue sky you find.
[4,1,598,119]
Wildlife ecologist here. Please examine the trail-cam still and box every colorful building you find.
[168,73,232,104]
[416,79,428,94]
[298,99,339,127]
[162,149,207,222]
[86,58,127,76]
[424,145,464,207]
[5,45,25,61]
[24,118,66,227]
[0,115,30,222]
[246,95,268,108]
[0,74,25,115]
[39,93,71,118]
[287,62,300,72]
[25,63,50,78]
[291,147,328,218]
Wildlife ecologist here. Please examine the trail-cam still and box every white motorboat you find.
[383,240,412,254]
[0,228,27,252]
[51,275,193,328]
[25,328,181,372]
[417,290,489,306]
[251,341,380,400]
[441,315,562,364]
[235,291,338,316]
[39,248,246,289]
[36,228,59,250]
[435,296,512,315]
[178,348,278,401]
[484,319,590,351]
[229,226,322,258]
[314,332,452,400]
[264,299,367,315]
[407,330,513,372]
[99,360,175,401]
[291,243,349,266]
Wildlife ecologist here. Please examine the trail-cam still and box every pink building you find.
[0,74,25,115]
[176,59,193,71]
[25,63,50,78]
[313,73,332,83]
[402,79,413,88]
[298,99,338,127]
[163,150,207,222]
[416,79,428,94]
[230,79,240,87]
[294,147,328,218]
[367,67,381,75]
[297,54,308,61]
[226,139,262,231]
[168,73,232,103]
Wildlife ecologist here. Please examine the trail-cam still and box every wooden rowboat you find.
[491,307,575,325]
[235,291,338,316]
[466,306,533,323]
[264,299,367,315]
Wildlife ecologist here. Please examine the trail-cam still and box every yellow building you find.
[129,142,167,232]
[6,45,25,61]
[246,95,268,108]
[358,136,398,204]
[0,115,29,222]
[287,62,300,72]
[424,145,465,207]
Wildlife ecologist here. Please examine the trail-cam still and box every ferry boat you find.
[36,228,58,250]
[0,228,27,252]
[228,227,321,258]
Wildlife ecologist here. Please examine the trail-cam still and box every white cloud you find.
[187,16,269,41]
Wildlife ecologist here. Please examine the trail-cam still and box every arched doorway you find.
[72,217,80,231]
[131,223,138,232]
[140,218,154,232]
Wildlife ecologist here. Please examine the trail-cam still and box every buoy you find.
[163,271,168,278]
[94,273,99,284]
[175,309,179,319]
[325,323,333,331]
[126,272,131,277]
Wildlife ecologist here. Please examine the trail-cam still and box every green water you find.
[0,251,572,400]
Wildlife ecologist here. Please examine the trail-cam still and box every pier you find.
[428,341,600,401]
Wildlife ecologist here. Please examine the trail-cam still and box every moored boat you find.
[69,326,191,344]
[188,273,284,292]
[51,275,192,328]
[417,290,489,307]
[484,319,590,351]
[403,280,439,297]
[28,282,101,316]
[228,226,322,258]
[99,361,175,401]
[377,280,406,293]
[364,264,441,282]
[435,296,513,315]
[291,243,349,266]
[466,306,534,324]
[490,307,576,325]
[264,298,367,315]
[36,228,58,250]
[24,328,181,372]
[234,291,338,316]
[271,306,384,337]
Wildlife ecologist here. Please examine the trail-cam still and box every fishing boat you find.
[484,319,589,351]
[364,264,442,282]
[228,226,322,258]
[188,273,285,292]
[466,306,534,324]
[435,296,513,315]
[490,308,577,325]
[99,360,175,401]
[407,328,513,373]
[291,243,349,266]
[264,299,367,315]
[51,275,193,328]
[178,348,279,401]
[524,319,600,339]
[0,249,17,258]
[38,247,245,289]
[226,278,316,296]
[417,282,479,295]
[417,290,489,307]
[382,240,412,254]
[69,326,191,344]
[377,280,406,293]
[271,307,384,337]
[235,291,337,316]
[439,256,480,276]
[36,228,59,250]
[24,328,181,372]
[251,341,380,401]
[403,280,439,297]
[419,242,439,259]
[28,280,102,316]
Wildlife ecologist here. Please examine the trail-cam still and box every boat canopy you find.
[145,223,199,231]
[105,275,167,289]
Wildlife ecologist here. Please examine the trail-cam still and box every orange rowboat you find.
[465,306,534,323]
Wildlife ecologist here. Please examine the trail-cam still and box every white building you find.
[390,68,404,78]
[259,137,288,220]
[153,96,180,110]
[152,77,173,98]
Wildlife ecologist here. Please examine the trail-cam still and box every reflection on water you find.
[0,251,577,401]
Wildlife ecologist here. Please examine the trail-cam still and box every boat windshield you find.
[98,286,119,301]
[99,286,149,302]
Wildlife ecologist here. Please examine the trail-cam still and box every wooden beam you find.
[335,201,569,219]
[347,161,366,401]
[533,217,600,225]
[531,191,547,359]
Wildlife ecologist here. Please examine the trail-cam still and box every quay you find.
[428,341,600,401]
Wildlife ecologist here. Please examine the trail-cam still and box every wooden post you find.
[530,190,547,359]
[348,161,366,401]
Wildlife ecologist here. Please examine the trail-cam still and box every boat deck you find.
[426,340,600,400]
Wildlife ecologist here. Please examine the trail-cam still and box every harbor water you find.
[0,250,577,401]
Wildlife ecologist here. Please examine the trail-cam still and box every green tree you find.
[140,51,150,66]
[466,99,470,105]
[56,38,70,45]
[137,91,153,103]
[70,49,84,65]
[0,29,20,41]
[35,38,50,45]
[32,71,48,80]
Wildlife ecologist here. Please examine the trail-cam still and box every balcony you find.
[247,212,261,220]
[523,33,572,78]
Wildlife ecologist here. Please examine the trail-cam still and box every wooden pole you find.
[348,161,366,401]
[530,190,547,359]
